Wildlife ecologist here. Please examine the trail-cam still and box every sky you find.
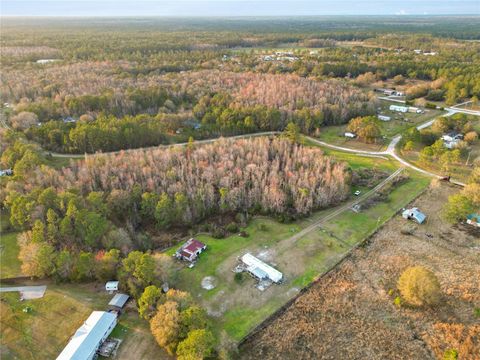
[1,0,479,17]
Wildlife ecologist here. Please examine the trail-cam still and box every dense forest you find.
[1,17,479,154]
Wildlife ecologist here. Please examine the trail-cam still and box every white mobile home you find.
[105,281,119,292]
[57,311,117,360]
[378,115,391,121]
[241,253,283,283]
[344,132,356,138]
[389,105,409,113]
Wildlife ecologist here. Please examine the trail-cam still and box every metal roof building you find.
[108,293,130,308]
[402,207,427,224]
[241,253,283,283]
[56,311,117,360]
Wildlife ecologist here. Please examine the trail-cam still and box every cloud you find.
[395,9,408,15]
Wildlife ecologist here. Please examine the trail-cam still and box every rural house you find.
[56,311,117,360]
[442,132,463,142]
[402,207,427,224]
[175,238,207,262]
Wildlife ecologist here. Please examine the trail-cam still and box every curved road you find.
[307,108,466,186]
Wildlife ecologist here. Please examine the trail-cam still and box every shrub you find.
[400,225,416,235]
[226,222,239,233]
[443,349,458,360]
[397,266,441,307]
[394,296,402,307]
[234,272,245,284]
[211,226,226,239]
[474,307,480,318]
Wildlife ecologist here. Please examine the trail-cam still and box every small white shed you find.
[105,281,119,292]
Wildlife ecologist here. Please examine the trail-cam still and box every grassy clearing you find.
[0,232,21,279]
[0,284,108,359]
[314,104,444,151]
[166,146,430,341]
[0,283,167,360]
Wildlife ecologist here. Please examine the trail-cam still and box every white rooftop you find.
[241,253,283,283]
[56,311,117,360]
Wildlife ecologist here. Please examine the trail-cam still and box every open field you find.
[0,232,21,279]
[375,100,444,137]
[0,282,169,360]
[165,150,430,341]
[240,184,480,359]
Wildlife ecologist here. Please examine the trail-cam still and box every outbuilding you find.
[344,132,356,138]
[378,115,391,121]
[108,293,130,309]
[105,281,119,292]
[56,311,117,360]
[402,207,427,224]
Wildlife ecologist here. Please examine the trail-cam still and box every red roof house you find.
[175,238,207,262]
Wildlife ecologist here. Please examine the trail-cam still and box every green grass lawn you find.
[0,232,21,279]
[0,283,167,360]
[0,284,110,359]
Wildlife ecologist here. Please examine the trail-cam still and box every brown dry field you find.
[240,183,480,360]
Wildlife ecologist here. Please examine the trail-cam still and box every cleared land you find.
[0,232,21,279]
[315,101,444,152]
[0,282,169,360]
[165,151,430,341]
[240,184,480,359]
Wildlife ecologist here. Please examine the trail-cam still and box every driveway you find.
[0,285,47,299]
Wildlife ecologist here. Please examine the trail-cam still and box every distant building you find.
[408,106,423,114]
[402,207,427,224]
[63,117,77,123]
[105,281,119,292]
[466,214,480,228]
[378,115,391,121]
[344,132,356,138]
[56,311,117,360]
[175,238,207,262]
[36,59,60,64]
[0,169,13,177]
[389,105,409,113]
[241,253,283,283]
[442,132,463,142]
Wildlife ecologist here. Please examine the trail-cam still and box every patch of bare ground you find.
[240,184,480,360]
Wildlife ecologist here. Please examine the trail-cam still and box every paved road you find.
[306,108,466,186]
[0,285,47,299]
